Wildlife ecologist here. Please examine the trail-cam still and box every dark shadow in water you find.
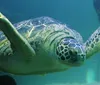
[93,0,100,22]
[0,75,17,85]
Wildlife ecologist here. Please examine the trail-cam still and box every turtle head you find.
[56,37,86,66]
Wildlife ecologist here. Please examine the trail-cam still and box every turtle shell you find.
[0,17,83,44]
[0,17,57,41]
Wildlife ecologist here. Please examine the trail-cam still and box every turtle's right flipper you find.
[0,12,36,62]
[84,27,100,59]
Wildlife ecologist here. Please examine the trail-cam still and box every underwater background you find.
[0,0,100,85]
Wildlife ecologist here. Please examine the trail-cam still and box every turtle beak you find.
[67,49,86,66]
[71,54,86,66]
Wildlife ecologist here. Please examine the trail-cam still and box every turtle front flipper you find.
[0,12,35,62]
[85,27,100,59]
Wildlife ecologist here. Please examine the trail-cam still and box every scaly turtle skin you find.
[0,13,99,75]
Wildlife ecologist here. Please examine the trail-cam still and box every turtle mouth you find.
[59,54,85,67]
[60,50,85,66]
[68,51,85,66]
[60,59,84,67]
[67,54,85,66]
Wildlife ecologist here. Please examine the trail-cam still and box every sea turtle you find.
[0,13,99,75]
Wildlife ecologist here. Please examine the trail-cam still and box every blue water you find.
[0,0,100,85]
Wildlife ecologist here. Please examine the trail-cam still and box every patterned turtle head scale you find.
[56,37,86,66]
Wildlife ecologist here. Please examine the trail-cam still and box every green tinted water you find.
[0,0,100,85]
